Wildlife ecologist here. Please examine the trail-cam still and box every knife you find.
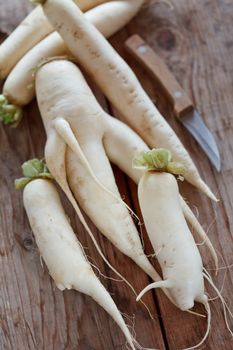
[125,34,221,171]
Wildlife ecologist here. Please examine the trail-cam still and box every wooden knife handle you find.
[125,34,193,118]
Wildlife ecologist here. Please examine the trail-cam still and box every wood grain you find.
[1,0,233,349]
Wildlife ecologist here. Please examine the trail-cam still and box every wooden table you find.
[1,1,233,349]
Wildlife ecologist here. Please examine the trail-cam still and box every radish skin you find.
[3,33,67,107]
[180,197,218,271]
[104,115,149,183]
[137,171,207,311]
[23,178,137,350]
[137,171,213,349]
[41,0,217,201]
[0,0,107,79]
[3,1,144,108]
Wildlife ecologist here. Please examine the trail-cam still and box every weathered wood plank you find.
[1,0,233,349]
[0,0,33,34]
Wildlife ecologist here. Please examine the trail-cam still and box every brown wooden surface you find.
[0,1,233,349]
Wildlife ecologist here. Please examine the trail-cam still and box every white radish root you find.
[2,33,67,108]
[137,171,207,311]
[0,0,107,79]
[135,161,232,348]
[23,178,137,350]
[40,0,217,201]
[2,0,144,110]
[136,170,212,349]
[180,197,218,271]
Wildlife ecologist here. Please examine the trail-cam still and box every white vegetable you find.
[1,0,144,124]
[137,171,207,310]
[0,0,107,79]
[135,164,233,348]
[137,170,211,349]
[41,0,217,201]
[23,178,137,350]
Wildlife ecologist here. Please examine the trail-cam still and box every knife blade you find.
[125,34,221,171]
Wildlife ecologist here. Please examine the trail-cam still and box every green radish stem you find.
[133,148,186,176]
[31,0,46,3]
[15,158,52,190]
[0,95,22,126]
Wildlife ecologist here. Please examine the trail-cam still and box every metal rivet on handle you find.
[174,91,182,98]
[137,45,147,54]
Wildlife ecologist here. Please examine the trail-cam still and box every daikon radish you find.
[135,149,231,349]
[1,0,144,124]
[22,177,137,350]
[40,0,217,201]
[0,0,107,79]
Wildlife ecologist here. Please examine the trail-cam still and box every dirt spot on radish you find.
[108,63,116,70]
[56,23,64,31]
[88,49,100,59]
[73,30,83,40]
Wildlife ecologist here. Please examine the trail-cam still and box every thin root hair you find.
[203,273,233,336]
[89,261,123,283]
[207,269,227,302]
[54,118,142,226]
[186,309,206,318]
[39,255,44,270]
[88,255,153,318]
[181,301,211,350]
